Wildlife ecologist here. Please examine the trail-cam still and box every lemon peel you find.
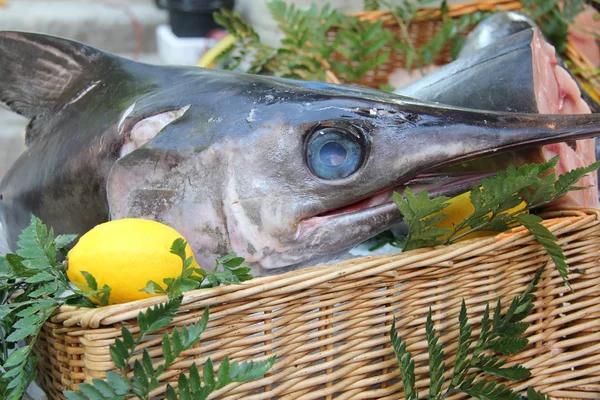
[67,218,197,304]
[434,192,527,241]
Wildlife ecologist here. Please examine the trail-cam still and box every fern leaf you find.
[517,214,570,288]
[459,379,521,400]
[390,316,418,400]
[450,300,472,388]
[425,308,445,398]
[137,296,182,334]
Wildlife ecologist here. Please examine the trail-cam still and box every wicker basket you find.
[34,208,600,399]
[32,2,600,399]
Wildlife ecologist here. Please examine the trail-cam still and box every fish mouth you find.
[296,170,493,239]
[322,171,493,217]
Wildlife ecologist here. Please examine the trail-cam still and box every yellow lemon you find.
[434,192,527,241]
[67,218,197,305]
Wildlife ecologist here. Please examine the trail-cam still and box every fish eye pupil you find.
[306,127,365,180]
[319,141,347,167]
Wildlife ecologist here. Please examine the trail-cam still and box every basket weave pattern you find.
[34,208,600,399]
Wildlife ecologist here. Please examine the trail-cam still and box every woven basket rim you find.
[53,207,600,329]
[352,0,522,22]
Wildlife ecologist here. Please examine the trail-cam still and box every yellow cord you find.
[581,82,600,105]
[197,34,237,68]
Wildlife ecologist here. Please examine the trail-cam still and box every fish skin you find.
[2,32,600,274]
[457,11,537,59]
[399,29,540,113]
[464,15,600,205]
[463,12,600,114]
[399,26,600,114]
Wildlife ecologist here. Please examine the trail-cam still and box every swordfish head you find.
[1,32,600,275]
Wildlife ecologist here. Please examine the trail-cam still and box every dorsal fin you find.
[0,31,112,144]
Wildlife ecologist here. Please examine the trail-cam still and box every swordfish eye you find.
[306,127,365,180]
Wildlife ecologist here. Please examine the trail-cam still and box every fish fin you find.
[0,31,111,144]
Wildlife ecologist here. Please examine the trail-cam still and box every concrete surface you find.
[0,0,167,184]
[0,225,8,254]
[0,0,167,54]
